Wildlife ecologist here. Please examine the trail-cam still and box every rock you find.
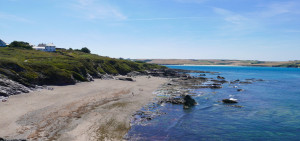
[217,76,225,79]
[211,79,228,83]
[127,71,141,77]
[199,74,206,76]
[239,81,252,84]
[0,78,30,97]
[210,85,222,89]
[226,105,243,108]
[237,89,244,92]
[99,74,114,80]
[183,95,197,108]
[162,97,185,104]
[222,98,238,103]
[117,77,134,81]
[86,73,94,81]
[0,138,27,141]
[230,79,240,84]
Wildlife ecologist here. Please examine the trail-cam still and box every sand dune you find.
[0,76,166,141]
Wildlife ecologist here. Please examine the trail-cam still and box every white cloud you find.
[213,7,248,25]
[0,12,32,23]
[71,0,127,20]
[175,0,207,3]
[128,17,207,21]
[259,1,300,17]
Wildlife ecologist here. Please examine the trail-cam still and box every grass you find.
[0,47,166,86]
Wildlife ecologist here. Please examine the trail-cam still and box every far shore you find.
[171,64,239,66]
[0,76,167,141]
[164,64,300,68]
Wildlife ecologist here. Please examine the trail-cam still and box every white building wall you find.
[45,46,56,52]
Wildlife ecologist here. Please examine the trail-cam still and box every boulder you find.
[222,98,238,103]
[0,78,30,97]
[183,95,197,108]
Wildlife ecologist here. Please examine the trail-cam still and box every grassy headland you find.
[0,47,166,86]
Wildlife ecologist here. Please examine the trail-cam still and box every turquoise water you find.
[127,66,300,141]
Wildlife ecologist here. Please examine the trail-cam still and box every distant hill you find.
[0,47,165,87]
[135,59,300,68]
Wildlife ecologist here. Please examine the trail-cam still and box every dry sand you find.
[0,76,167,141]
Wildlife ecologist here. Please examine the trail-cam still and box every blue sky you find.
[1,0,300,61]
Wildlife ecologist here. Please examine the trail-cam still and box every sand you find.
[0,76,167,141]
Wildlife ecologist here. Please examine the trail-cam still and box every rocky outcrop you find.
[127,71,141,77]
[99,74,114,80]
[86,73,94,81]
[0,78,30,97]
[0,138,26,141]
[183,95,197,108]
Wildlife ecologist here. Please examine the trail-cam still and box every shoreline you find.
[0,76,167,141]
[164,64,300,68]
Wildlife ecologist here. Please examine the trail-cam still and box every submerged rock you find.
[217,76,225,79]
[239,81,252,84]
[237,89,244,92]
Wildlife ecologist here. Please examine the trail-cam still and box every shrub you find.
[81,47,91,54]
[9,41,32,49]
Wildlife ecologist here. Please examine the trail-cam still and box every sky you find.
[1,0,300,61]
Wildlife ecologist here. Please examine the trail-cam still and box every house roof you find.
[46,43,55,46]
[0,39,6,46]
[33,47,45,49]
[38,43,46,47]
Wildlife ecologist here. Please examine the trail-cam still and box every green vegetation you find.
[80,47,91,54]
[8,41,32,49]
[274,61,300,68]
[0,47,166,86]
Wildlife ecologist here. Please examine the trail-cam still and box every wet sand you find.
[0,76,167,141]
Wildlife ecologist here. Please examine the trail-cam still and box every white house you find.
[33,43,56,52]
[45,43,56,52]
[0,39,7,47]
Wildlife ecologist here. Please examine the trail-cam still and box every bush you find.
[9,41,32,49]
[81,47,91,54]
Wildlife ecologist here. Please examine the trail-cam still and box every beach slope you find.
[0,76,166,141]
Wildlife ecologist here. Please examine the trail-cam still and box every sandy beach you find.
[0,76,167,141]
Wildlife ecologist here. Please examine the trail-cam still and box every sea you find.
[127,65,300,141]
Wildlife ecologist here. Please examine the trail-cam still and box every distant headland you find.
[134,59,300,68]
